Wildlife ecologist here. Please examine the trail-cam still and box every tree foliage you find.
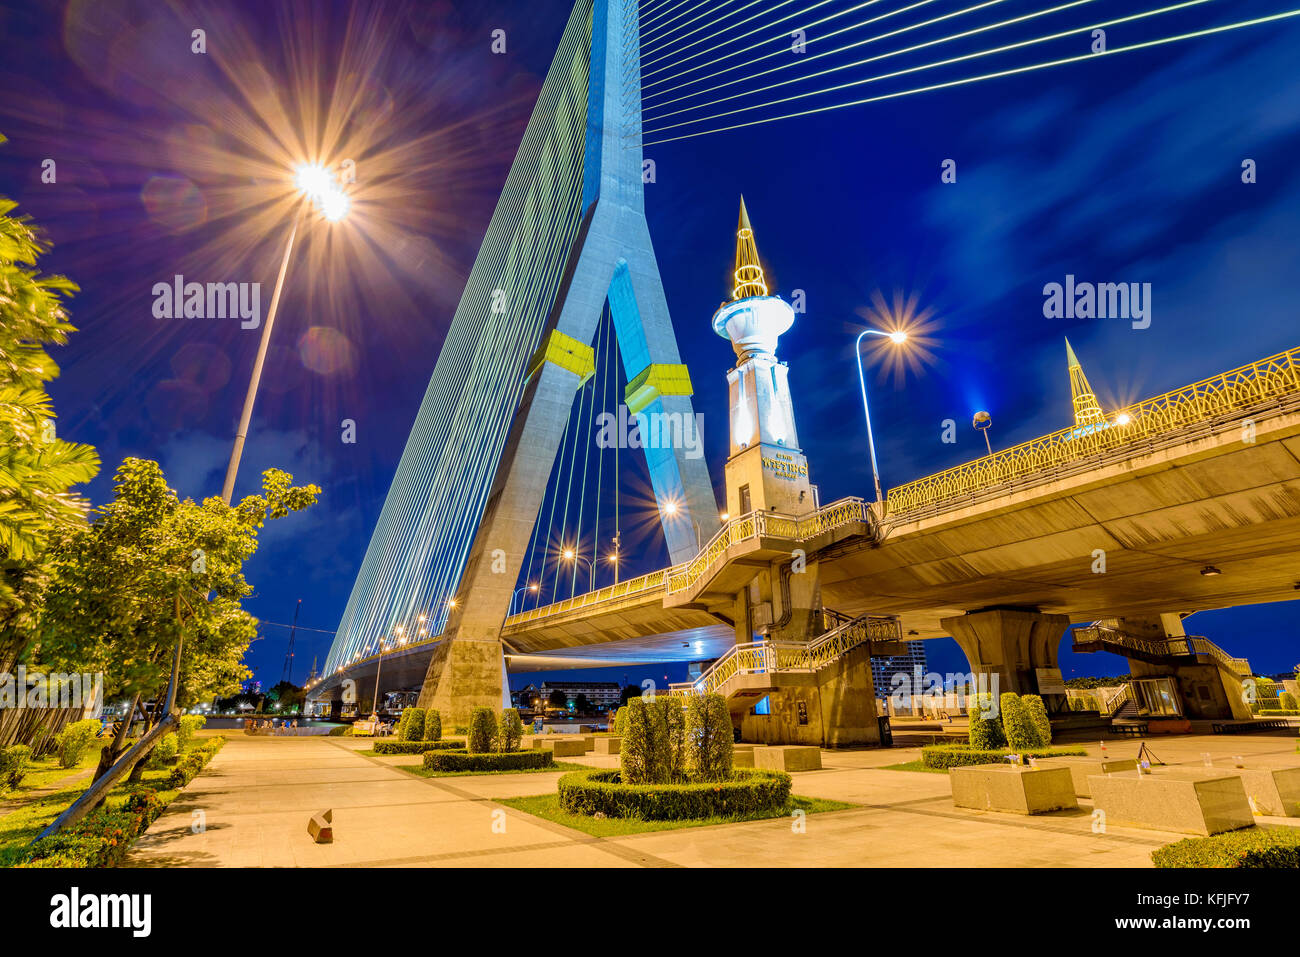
[0,192,99,666]
[37,458,319,708]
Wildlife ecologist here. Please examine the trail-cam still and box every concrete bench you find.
[1208,766,1300,817]
[1033,756,1137,798]
[753,746,821,772]
[591,736,620,755]
[733,748,755,768]
[1110,722,1147,737]
[535,738,587,757]
[1089,768,1254,835]
[950,765,1077,814]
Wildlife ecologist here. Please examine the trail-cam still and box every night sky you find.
[1,0,1297,691]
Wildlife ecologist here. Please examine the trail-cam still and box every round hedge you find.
[557,768,792,820]
[422,749,555,772]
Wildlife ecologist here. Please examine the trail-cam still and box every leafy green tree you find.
[548,689,567,709]
[1000,692,1045,750]
[0,191,99,669]
[968,693,1006,750]
[38,458,318,779]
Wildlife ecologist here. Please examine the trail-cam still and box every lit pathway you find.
[126,733,1300,868]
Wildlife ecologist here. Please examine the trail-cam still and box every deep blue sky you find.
[1,0,1297,689]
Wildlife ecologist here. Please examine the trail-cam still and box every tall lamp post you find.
[854,328,908,503]
[221,164,350,504]
[510,583,539,614]
[561,548,594,594]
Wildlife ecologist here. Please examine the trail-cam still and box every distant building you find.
[513,680,620,712]
[871,642,929,700]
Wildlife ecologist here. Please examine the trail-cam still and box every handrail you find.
[885,346,1300,517]
[668,613,898,699]
[1074,625,1251,677]
[1101,683,1132,716]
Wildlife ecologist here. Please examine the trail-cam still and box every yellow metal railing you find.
[503,497,874,629]
[886,347,1300,517]
[668,613,898,699]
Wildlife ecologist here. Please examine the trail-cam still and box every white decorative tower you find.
[712,198,817,518]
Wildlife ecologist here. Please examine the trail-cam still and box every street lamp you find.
[561,547,594,594]
[510,583,539,614]
[973,410,993,455]
[854,328,908,503]
[370,639,390,721]
[220,164,352,504]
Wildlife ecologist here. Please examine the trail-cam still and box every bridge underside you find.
[820,410,1300,638]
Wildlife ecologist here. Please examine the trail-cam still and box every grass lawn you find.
[395,761,593,778]
[2,742,107,798]
[497,793,856,837]
[880,760,948,774]
[0,761,179,864]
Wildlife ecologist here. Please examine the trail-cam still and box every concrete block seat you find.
[752,746,821,772]
[1088,768,1254,835]
[950,764,1077,814]
[592,735,621,755]
[1033,756,1138,797]
[1208,765,1300,817]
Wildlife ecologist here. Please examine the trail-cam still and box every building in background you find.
[513,681,621,713]
[871,643,929,704]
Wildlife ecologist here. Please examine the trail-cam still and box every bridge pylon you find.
[416,0,719,724]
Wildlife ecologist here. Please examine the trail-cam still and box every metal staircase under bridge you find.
[1071,621,1252,678]
[666,611,902,709]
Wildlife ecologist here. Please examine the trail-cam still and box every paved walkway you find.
[126,732,1300,868]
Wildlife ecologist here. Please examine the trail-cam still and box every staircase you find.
[1072,623,1251,677]
[667,612,901,705]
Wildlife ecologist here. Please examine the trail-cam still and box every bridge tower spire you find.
[714,197,812,518]
[1066,338,1104,427]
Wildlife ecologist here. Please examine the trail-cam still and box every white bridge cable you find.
[641,0,840,74]
[641,7,1300,144]
[644,0,951,102]
[642,0,1215,136]
[644,0,912,91]
[640,0,712,33]
[641,0,748,47]
[642,0,802,55]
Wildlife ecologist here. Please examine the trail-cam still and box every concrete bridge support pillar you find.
[941,609,1070,700]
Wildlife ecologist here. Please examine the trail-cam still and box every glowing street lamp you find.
[510,582,539,615]
[561,547,594,593]
[854,328,909,504]
[973,410,993,455]
[220,163,352,504]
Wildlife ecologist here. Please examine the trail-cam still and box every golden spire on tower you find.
[1066,338,1104,427]
[732,195,769,300]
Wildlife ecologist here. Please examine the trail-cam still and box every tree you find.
[573,693,592,714]
[0,191,100,670]
[619,684,641,705]
[267,680,305,713]
[38,458,319,779]
[548,689,568,710]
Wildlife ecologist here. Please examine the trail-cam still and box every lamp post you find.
[370,639,389,720]
[854,328,908,504]
[221,164,350,504]
[510,583,539,614]
[561,548,594,594]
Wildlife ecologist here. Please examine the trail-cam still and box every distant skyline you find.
[0,0,1296,689]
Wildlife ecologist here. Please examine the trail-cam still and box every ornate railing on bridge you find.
[502,497,874,628]
[885,346,1300,518]
[1073,624,1251,676]
[666,613,900,699]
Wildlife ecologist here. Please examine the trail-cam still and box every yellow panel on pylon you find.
[525,329,595,387]
[625,363,694,415]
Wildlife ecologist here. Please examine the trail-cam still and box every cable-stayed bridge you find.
[309,0,1300,737]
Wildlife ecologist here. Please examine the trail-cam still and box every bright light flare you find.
[664,500,679,515]
[294,162,334,199]
[856,289,940,386]
[888,330,907,344]
[318,185,351,222]
[1115,412,1132,426]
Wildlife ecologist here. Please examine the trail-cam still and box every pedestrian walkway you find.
[126,733,1299,868]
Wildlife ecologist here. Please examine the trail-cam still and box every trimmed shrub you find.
[425,709,442,742]
[621,697,683,784]
[1023,694,1052,746]
[1257,709,1300,716]
[1153,826,1300,868]
[55,719,101,768]
[422,749,554,772]
[920,744,1087,770]
[167,737,226,789]
[0,744,32,791]
[557,768,792,820]
[685,693,733,781]
[1279,692,1298,711]
[467,707,497,754]
[613,707,628,735]
[497,708,524,753]
[327,725,354,736]
[661,698,686,781]
[177,715,206,750]
[968,694,1006,750]
[1001,693,1044,750]
[371,739,463,755]
[398,707,427,742]
[146,733,179,769]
